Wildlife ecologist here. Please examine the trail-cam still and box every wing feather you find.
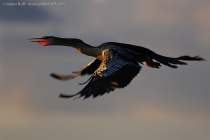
[50,59,101,81]
[60,49,141,99]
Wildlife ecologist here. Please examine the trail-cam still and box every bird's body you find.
[28,36,204,99]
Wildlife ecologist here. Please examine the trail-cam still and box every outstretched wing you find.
[50,59,102,81]
[60,49,141,99]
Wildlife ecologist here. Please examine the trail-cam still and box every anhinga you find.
[28,36,204,99]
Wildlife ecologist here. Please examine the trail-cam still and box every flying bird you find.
[28,36,204,99]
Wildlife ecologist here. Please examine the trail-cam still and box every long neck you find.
[74,43,103,57]
[57,38,102,57]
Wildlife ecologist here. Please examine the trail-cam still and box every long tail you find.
[153,54,205,68]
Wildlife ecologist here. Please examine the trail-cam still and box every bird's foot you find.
[143,60,161,68]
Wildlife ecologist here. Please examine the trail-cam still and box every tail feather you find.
[153,54,204,68]
[177,55,205,61]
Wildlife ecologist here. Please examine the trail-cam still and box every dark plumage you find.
[28,36,205,99]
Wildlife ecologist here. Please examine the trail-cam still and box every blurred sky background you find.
[0,0,210,140]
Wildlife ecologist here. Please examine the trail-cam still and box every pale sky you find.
[0,0,210,140]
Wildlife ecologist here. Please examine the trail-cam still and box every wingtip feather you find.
[50,73,60,79]
[59,93,79,98]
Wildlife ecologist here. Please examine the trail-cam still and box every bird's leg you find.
[143,58,161,68]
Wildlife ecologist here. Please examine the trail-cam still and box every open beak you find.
[27,37,50,46]
[27,38,46,42]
